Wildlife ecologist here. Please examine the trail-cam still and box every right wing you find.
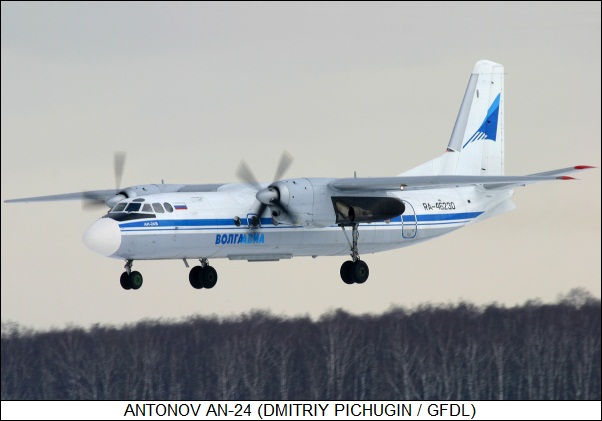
[329,166,595,192]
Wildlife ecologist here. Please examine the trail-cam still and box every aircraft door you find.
[401,200,417,239]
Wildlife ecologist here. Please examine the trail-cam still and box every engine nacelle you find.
[106,184,164,208]
[266,178,337,228]
[264,178,405,228]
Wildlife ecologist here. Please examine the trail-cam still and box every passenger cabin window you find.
[164,202,174,212]
[152,203,165,213]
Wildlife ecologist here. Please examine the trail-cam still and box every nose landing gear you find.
[120,259,143,290]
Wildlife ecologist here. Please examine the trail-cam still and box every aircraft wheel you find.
[340,261,354,284]
[189,266,203,289]
[350,260,369,284]
[129,271,144,290]
[120,272,132,290]
[201,266,218,289]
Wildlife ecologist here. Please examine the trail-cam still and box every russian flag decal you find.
[174,203,188,210]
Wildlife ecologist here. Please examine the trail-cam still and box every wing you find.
[329,166,595,192]
[4,183,228,205]
[4,189,119,204]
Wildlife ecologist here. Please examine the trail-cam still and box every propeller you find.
[82,151,127,210]
[114,151,126,193]
[235,151,294,226]
[272,151,293,183]
[235,160,262,191]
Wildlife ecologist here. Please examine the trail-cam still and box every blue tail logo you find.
[462,93,501,149]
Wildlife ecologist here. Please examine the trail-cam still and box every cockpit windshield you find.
[106,200,178,221]
[124,203,142,213]
[112,203,127,212]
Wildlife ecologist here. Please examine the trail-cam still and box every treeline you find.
[1,290,600,400]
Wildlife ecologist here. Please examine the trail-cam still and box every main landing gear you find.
[119,258,219,291]
[188,258,218,290]
[339,223,370,285]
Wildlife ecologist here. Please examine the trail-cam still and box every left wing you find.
[329,166,595,192]
[4,183,227,205]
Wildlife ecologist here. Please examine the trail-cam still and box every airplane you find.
[4,60,594,291]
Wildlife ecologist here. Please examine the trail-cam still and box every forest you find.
[1,289,600,401]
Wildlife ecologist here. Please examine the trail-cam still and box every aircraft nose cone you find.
[83,218,121,257]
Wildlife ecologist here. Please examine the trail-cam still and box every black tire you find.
[189,266,203,289]
[201,266,218,289]
[350,260,369,284]
[120,272,132,290]
[340,261,354,284]
[129,271,143,290]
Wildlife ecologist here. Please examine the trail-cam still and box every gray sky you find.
[1,2,600,331]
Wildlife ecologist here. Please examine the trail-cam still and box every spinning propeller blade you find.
[235,151,294,225]
[82,151,127,210]
[273,151,293,182]
[114,151,126,192]
[235,160,262,191]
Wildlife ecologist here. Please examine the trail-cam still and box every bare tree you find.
[2,296,599,400]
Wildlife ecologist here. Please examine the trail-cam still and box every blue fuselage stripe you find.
[117,212,483,232]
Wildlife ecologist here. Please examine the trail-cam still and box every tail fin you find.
[401,60,505,176]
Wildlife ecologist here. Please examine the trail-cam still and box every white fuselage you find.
[82,182,514,262]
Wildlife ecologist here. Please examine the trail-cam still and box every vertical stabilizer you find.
[401,60,505,176]
[454,60,504,175]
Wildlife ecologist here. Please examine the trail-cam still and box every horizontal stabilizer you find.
[527,165,596,177]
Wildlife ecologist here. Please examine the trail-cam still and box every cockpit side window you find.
[142,204,152,212]
[164,202,174,213]
[112,203,127,212]
[152,203,165,213]
[125,203,142,213]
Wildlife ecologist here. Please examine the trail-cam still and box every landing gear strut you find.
[189,258,219,290]
[120,259,144,290]
[340,223,369,284]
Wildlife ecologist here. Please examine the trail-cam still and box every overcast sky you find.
[1,2,600,331]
